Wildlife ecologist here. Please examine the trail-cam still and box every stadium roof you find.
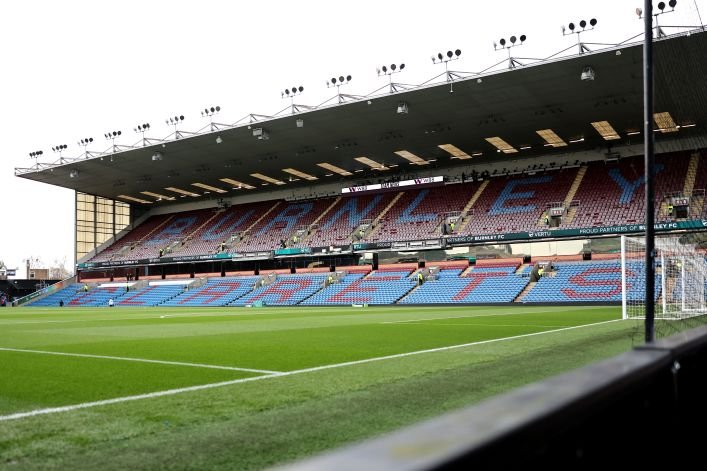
[16,30,707,206]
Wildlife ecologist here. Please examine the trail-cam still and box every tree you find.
[48,257,72,280]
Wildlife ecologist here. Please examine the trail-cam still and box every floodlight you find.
[378,63,406,78]
[252,128,269,140]
[581,66,595,81]
[281,86,304,99]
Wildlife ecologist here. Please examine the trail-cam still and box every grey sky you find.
[1,0,704,276]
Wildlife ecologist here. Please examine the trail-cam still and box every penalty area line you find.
[0,318,622,422]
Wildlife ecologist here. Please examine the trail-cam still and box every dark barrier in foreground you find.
[280,325,707,470]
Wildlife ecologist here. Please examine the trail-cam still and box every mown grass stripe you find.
[0,318,621,422]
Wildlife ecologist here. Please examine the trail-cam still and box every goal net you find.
[622,235,707,320]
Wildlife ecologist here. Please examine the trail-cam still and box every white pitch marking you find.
[380,308,594,324]
[406,323,575,328]
[0,375,276,422]
[0,319,622,422]
[385,313,533,324]
[0,347,281,375]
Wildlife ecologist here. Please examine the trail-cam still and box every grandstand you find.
[11,28,707,310]
[59,149,703,270]
[27,254,672,307]
[52,150,705,278]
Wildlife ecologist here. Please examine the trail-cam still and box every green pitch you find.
[0,305,632,469]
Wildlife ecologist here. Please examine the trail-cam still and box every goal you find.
[622,235,707,320]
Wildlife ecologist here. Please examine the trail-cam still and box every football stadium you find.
[3,3,707,469]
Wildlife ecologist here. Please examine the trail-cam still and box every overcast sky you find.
[1,0,704,276]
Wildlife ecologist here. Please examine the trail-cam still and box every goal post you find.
[622,234,707,320]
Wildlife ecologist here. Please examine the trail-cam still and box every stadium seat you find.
[235,199,335,252]
[400,266,528,304]
[302,270,416,305]
[117,285,186,307]
[523,260,661,302]
[163,277,260,306]
[230,274,329,306]
[304,194,394,247]
[458,170,577,236]
[370,185,477,242]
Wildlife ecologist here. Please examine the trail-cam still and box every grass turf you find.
[0,305,630,469]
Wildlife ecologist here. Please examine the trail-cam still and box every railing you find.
[282,325,707,470]
[544,201,565,209]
